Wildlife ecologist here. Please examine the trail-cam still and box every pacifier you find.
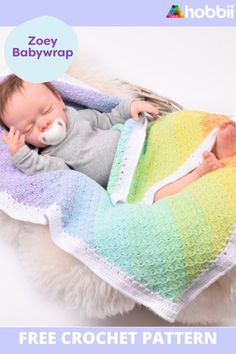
[38,118,66,146]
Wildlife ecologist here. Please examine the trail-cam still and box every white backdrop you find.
[0,27,236,326]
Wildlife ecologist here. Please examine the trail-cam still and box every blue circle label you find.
[4,16,78,83]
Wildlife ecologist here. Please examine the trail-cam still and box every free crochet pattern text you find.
[19,330,217,345]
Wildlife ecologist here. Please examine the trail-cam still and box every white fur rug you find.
[1,58,236,324]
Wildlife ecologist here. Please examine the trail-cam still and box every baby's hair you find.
[0,74,60,129]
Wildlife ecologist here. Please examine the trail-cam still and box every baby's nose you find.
[39,119,51,132]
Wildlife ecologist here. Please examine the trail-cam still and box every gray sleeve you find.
[11,145,70,175]
[88,100,133,129]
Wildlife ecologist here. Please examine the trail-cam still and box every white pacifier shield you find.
[39,118,66,146]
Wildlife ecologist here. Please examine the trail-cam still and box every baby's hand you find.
[2,127,26,156]
[131,101,159,120]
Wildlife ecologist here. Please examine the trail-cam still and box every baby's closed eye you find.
[24,124,34,134]
[42,104,53,115]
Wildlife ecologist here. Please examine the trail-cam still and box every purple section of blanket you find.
[51,81,121,112]
[0,76,121,112]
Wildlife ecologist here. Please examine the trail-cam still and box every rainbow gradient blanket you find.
[1,75,236,322]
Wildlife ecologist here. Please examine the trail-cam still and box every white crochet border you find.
[110,117,147,204]
[0,194,236,322]
[0,192,47,225]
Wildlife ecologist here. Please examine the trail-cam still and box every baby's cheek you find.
[26,133,40,147]
[59,110,68,124]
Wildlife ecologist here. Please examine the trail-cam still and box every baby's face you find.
[2,81,67,148]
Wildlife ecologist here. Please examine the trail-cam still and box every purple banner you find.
[0,0,236,26]
[0,327,234,354]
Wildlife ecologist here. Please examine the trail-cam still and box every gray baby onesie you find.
[11,101,132,187]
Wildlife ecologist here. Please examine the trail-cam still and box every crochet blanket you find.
[1,75,236,322]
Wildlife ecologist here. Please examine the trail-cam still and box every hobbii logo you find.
[166,4,235,19]
[185,4,234,19]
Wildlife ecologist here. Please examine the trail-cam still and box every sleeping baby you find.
[1,74,236,202]
[0,74,158,187]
